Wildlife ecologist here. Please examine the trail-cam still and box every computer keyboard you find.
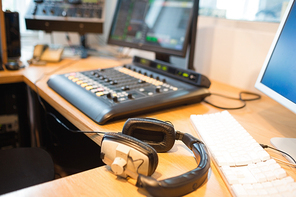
[190,111,296,196]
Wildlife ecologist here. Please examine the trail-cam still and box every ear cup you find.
[122,118,176,153]
[102,132,158,176]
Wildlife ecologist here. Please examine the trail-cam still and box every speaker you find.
[0,0,7,69]
[100,118,211,197]
[4,11,21,58]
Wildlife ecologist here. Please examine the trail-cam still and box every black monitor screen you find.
[108,0,196,58]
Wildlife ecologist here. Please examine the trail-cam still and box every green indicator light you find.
[162,66,168,71]
[157,64,162,69]
[141,59,147,64]
[183,73,189,78]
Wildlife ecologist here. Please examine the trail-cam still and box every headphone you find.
[99,118,210,197]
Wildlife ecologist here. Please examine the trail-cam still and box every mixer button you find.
[76,80,83,85]
[97,88,104,92]
[81,83,88,87]
[86,86,93,90]
[91,89,98,93]
[104,78,110,82]
[96,92,104,97]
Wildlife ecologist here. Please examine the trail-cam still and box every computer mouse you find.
[5,62,21,70]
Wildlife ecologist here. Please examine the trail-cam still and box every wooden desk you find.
[1,57,296,197]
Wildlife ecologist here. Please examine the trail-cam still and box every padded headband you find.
[122,118,175,153]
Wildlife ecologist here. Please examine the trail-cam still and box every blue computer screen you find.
[261,2,296,104]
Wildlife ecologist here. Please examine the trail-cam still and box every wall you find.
[193,16,279,92]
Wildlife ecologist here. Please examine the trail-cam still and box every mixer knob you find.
[155,87,161,93]
[144,72,147,76]
[112,96,118,102]
[138,79,146,84]
[127,93,133,99]
[150,74,153,78]
[121,86,130,91]
[62,10,67,17]
[110,80,118,85]
[106,93,112,98]
[138,70,142,74]
[162,79,166,83]
[104,78,110,82]
[156,76,160,80]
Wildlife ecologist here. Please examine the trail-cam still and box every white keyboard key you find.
[274,168,286,179]
[190,111,296,197]
[232,184,248,197]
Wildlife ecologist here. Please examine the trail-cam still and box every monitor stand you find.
[155,53,170,64]
[270,137,296,163]
[63,34,91,59]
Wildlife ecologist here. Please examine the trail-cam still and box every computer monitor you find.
[255,0,296,163]
[107,0,199,70]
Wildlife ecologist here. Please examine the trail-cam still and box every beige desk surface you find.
[1,57,296,197]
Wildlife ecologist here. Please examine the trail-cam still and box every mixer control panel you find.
[47,56,211,124]
[25,0,104,33]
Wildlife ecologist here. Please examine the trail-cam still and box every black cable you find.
[46,112,103,134]
[203,91,261,110]
[260,143,296,164]
[33,60,101,136]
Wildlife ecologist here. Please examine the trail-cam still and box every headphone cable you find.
[204,91,261,110]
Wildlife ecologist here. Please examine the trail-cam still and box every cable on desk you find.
[260,143,296,166]
[203,91,261,110]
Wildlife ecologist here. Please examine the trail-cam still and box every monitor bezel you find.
[107,0,197,58]
[255,0,296,115]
